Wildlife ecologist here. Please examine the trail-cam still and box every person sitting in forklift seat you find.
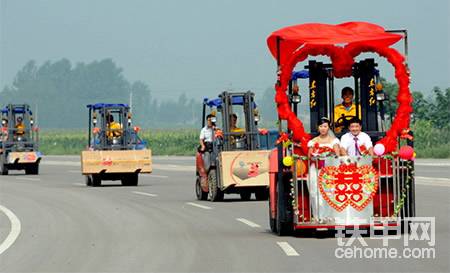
[15,117,25,136]
[230,113,244,133]
[199,114,215,152]
[334,87,361,133]
[107,115,122,138]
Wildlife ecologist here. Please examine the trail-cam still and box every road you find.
[0,156,449,272]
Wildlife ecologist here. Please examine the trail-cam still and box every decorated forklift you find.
[0,104,41,175]
[266,22,415,235]
[81,103,152,186]
[195,91,278,201]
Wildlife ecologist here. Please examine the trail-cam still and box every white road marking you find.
[416,176,450,182]
[72,183,85,186]
[415,176,450,187]
[185,202,212,210]
[0,205,21,255]
[132,191,158,197]
[15,177,40,181]
[276,242,300,256]
[415,162,450,166]
[236,218,261,228]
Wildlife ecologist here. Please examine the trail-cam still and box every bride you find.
[307,117,340,223]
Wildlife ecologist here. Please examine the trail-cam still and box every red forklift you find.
[266,22,416,235]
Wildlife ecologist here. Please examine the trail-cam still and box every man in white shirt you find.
[199,114,215,152]
[340,117,374,156]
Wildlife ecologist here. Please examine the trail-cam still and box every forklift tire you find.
[92,174,102,187]
[255,188,269,201]
[195,177,208,200]
[276,177,293,236]
[0,164,8,175]
[239,191,252,201]
[207,170,223,202]
[122,174,138,186]
[85,175,93,186]
[25,163,39,175]
[269,198,277,233]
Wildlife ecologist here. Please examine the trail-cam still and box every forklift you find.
[81,103,152,186]
[267,23,415,235]
[195,91,276,201]
[0,104,41,175]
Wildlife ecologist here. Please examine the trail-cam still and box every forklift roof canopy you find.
[86,103,129,110]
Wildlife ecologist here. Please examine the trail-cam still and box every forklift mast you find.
[220,91,259,151]
[306,58,380,134]
[354,58,378,132]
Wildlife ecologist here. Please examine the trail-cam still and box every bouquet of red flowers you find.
[312,142,335,157]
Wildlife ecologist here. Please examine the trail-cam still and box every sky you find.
[0,0,449,100]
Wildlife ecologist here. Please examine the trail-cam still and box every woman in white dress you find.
[307,117,340,223]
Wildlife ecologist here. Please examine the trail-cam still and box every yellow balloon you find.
[413,152,417,158]
[283,156,293,167]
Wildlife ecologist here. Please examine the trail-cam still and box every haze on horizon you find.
[1,0,449,100]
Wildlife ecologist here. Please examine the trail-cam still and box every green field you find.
[38,123,450,158]
[39,129,199,156]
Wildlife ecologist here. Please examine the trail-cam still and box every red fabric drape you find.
[267,22,411,154]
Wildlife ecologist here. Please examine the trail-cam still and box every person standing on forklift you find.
[199,114,215,152]
[340,117,374,156]
[334,87,361,133]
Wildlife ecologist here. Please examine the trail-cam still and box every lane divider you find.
[276,242,300,256]
[236,218,261,228]
[185,202,212,210]
[0,205,22,255]
[15,177,40,181]
[132,191,158,197]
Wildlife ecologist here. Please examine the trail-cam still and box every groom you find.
[340,117,374,156]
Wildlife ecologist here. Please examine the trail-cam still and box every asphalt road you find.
[0,156,449,272]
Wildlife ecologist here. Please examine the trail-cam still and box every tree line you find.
[0,59,202,128]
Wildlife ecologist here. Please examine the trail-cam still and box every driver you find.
[107,115,122,138]
[230,113,244,133]
[334,87,361,133]
[15,117,25,136]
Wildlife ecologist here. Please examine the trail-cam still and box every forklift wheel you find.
[239,191,252,201]
[255,188,269,201]
[85,175,93,186]
[25,163,39,175]
[195,177,208,200]
[122,173,138,186]
[92,174,102,187]
[207,170,223,201]
[0,164,8,175]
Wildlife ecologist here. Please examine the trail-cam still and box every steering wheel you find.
[335,115,357,129]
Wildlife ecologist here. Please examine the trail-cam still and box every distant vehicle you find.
[266,22,416,235]
[0,104,41,175]
[81,103,152,186]
[195,91,278,201]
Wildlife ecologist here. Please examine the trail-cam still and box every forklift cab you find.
[87,103,144,151]
[288,58,390,143]
[202,91,261,152]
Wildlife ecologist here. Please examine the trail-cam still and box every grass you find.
[38,126,450,158]
[39,129,198,156]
